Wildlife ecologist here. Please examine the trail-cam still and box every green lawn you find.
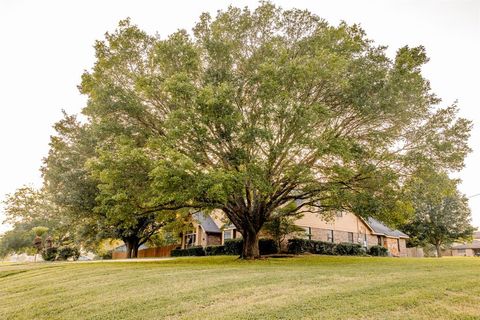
[1,256,480,320]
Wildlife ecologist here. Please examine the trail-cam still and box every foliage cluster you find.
[96,250,113,260]
[40,245,81,261]
[41,247,58,261]
[57,245,81,261]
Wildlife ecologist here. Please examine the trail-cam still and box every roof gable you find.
[193,212,221,233]
[365,217,409,238]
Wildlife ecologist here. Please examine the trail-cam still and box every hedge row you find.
[171,246,205,257]
[287,238,366,256]
[171,238,278,257]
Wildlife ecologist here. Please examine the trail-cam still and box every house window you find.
[397,239,401,252]
[327,230,334,243]
[185,233,196,248]
[348,232,354,243]
[304,227,312,240]
[223,230,232,240]
[458,249,466,255]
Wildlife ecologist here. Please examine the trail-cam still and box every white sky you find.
[0,0,479,234]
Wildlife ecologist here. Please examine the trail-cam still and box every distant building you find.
[451,230,480,257]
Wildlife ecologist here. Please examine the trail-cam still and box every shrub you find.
[335,243,365,256]
[95,250,113,260]
[312,241,336,255]
[259,238,278,255]
[171,246,205,257]
[368,245,389,256]
[287,238,310,254]
[57,245,80,261]
[224,239,243,255]
[41,247,58,261]
[205,245,225,256]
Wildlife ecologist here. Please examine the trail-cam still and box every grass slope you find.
[1,256,480,320]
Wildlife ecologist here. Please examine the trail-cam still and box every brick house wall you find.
[304,227,379,248]
[206,233,222,246]
[384,237,407,257]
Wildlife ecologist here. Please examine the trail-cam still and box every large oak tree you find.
[79,3,471,258]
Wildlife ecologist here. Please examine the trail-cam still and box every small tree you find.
[1,186,72,258]
[31,226,49,262]
[402,170,475,257]
[263,215,304,252]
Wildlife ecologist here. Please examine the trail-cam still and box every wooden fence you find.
[112,244,178,260]
[406,247,424,258]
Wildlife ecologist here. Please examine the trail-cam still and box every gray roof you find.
[452,240,480,250]
[193,212,221,233]
[366,217,409,238]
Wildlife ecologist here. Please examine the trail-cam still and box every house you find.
[451,230,480,257]
[289,211,408,257]
[181,209,409,257]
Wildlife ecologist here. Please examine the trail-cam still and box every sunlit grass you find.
[1,256,479,319]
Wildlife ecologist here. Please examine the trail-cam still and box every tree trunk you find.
[435,243,442,258]
[124,238,140,259]
[132,244,139,258]
[125,241,133,259]
[242,229,260,259]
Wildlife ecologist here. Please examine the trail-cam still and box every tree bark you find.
[242,229,260,259]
